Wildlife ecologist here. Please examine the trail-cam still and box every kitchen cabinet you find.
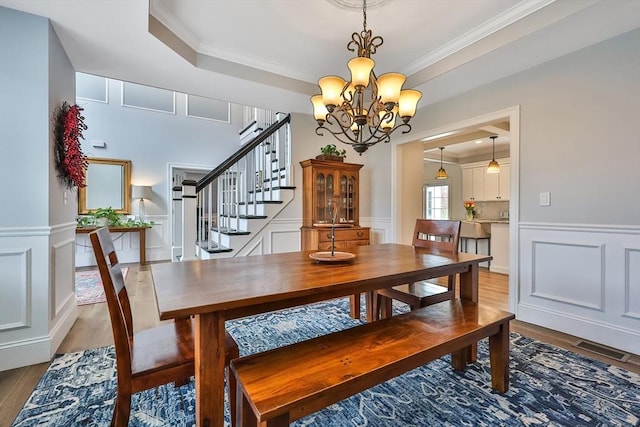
[484,163,510,201]
[489,223,509,274]
[462,167,484,201]
[300,159,370,251]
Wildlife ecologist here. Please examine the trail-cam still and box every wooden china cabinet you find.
[300,159,370,251]
[300,158,370,318]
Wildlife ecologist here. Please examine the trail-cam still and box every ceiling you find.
[2,0,638,157]
[422,119,511,163]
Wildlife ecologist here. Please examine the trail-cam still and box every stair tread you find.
[197,241,233,253]
[238,215,268,219]
[248,186,296,194]
[238,200,283,205]
[211,227,250,236]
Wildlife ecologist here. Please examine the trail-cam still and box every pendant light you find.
[436,147,448,180]
[487,136,500,173]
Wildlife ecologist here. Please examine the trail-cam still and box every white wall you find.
[74,77,245,265]
[397,29,640,354]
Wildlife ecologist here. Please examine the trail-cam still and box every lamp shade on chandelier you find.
[311,0,422,154]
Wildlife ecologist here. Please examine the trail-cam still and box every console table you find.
[76,226,147,265]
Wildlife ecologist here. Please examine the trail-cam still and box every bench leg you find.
[451,346,467,371]
[237,386,256,427]
[365,291,377,323]
[378,294,393,320]
[489,322,510,393]
[265,414,290,427]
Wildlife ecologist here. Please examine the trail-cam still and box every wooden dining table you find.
[151,243,491,427]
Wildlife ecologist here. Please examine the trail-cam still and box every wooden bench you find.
[231,300,515,426]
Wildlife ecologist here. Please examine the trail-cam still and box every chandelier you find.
[311,0,422,154]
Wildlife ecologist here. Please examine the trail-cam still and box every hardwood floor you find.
[1,263,638,426]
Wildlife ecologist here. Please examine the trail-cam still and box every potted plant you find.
[316,144,347,162]
[93,207,122,227]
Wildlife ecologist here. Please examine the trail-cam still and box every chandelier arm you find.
[315,125,360,146]
[368,122,412,143]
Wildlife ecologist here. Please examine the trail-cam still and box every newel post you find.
[181,180,198,262]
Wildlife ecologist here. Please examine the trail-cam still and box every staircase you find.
[175,110,294,261]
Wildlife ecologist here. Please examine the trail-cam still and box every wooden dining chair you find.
[376,219,461,319]
[89,227,239,427]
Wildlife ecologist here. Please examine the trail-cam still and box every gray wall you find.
[1,6,78,370]
[283,112,394,221]
[1,6,50,227]
[49,23,77,226]
[409,28,640,226]
[402,28,640,353]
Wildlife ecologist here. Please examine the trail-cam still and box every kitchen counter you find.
[466,219,509,224]
[459,220,509,273]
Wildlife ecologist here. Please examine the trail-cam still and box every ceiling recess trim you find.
[402,0,557,75]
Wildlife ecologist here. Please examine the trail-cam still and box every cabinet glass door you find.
[315,172,334,223]
[340,175,356,223]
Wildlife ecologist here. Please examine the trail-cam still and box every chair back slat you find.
[89,227,134,377]
[412,219,461,254]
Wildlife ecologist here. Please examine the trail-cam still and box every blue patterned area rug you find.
[12,298,640,426]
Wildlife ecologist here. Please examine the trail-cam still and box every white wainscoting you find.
[0,247,31,332]
[72,216,393,264]
[359,217,391,244]
[0,223,78,371]
[234,217,393,257]
[518,223,640,355]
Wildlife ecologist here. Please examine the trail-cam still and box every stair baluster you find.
[183,112,292,260]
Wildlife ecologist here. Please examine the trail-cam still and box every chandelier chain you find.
[363,0,367,32]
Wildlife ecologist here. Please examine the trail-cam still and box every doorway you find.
[393,106,519,314]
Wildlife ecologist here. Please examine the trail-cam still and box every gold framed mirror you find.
[78,157,132,214]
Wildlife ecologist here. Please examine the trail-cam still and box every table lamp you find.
[132,185,152,222]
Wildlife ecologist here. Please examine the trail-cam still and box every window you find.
[424,184,449,219]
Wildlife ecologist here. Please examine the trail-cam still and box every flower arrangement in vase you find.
[464,201,476,221]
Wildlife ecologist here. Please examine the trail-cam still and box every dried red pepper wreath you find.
[53,102,88,189]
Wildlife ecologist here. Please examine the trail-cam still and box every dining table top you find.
[151,243,492,321]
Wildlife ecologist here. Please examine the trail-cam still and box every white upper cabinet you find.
[484,163,510,201]
[462,160,509,201]
[462,167,485,201]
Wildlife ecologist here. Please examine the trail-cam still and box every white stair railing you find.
[180,112,292,259]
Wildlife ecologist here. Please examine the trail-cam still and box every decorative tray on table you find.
[309,251,356,263]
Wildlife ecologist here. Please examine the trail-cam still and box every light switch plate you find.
[540,192,550,206]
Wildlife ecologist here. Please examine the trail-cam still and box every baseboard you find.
[490,265,509,274]
[0,302,76,371]
[517,303,640,356]
[50,300,77,355]
[0,336,52,371]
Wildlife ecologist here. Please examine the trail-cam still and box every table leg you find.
[139,228,146,265]
[459,262,479,362]
[195,312,226,427]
